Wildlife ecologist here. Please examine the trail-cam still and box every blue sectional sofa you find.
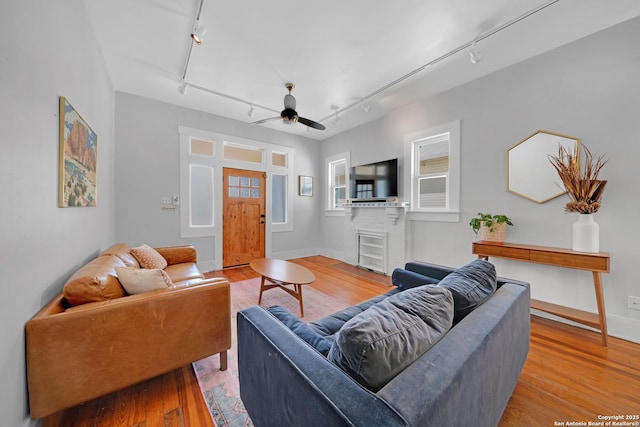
[237,260,531,427]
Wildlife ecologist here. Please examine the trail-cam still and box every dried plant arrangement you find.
[548,144,608,214]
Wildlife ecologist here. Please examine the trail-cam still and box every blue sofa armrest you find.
[404,261,455,281]
[237,306,407,427]
[377,281,530,427]
[405,260,530,290]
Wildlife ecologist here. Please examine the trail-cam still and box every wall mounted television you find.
[349,158,398,201]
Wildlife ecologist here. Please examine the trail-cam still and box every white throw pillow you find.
[115,267,172,295]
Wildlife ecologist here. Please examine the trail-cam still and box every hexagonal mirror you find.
[507,130,580,203]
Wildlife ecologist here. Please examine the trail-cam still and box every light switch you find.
[160,196,172,204]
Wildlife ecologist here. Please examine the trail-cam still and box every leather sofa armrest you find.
[155,245,197,265]
[26,279,231,419]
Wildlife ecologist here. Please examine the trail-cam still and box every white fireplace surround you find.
[343,205,407,275]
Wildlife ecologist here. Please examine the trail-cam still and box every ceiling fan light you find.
[191,22,207,44]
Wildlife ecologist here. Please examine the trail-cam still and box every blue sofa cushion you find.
[391,268,440,290]
[327,285,454,392]
[310,289,399,337]
[437,259,497,324]
[267,306,333,356]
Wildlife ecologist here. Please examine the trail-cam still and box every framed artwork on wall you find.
[58,96,97,207]
[299,175,313,196]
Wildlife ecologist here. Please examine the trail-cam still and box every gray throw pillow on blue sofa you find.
[437,259,497,324]
[327,285,454,391]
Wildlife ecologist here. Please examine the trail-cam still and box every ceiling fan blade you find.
[251,116,280,125]
[298,117,326,131]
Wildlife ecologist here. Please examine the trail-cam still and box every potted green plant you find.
[469,212,514,243]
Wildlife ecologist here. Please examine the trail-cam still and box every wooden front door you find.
[222,168,266,267]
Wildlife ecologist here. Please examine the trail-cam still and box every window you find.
[271,174,287,223]
[326,152,350,213]
[404,121,460,222]
[416,135,449,209]
[224,142,263,163]
[179,135,216,237]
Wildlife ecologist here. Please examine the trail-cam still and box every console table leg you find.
[593,272,609,348]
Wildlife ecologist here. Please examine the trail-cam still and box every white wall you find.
[114,92,322,266]
[0,1,115,425]
[320,16,640,343]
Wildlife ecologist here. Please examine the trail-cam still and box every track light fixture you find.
[469,41,482,64]
[191,21,207,44]
[178,81,188,94]
[332,109,340,125]
[247,105,254,117]
[361,100,372,113]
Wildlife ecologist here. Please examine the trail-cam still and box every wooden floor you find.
[43,256,640,426]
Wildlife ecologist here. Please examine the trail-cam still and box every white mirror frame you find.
[507,130,580,203]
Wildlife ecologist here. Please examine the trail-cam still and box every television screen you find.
[349,158,398,200]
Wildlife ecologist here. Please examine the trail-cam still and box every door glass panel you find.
[228,173,263,199]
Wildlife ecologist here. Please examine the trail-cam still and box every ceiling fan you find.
[252,83,326,130]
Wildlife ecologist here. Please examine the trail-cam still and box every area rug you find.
[192,278,350,427]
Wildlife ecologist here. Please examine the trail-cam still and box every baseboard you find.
[532,310,640,344]
[271,248,322,260]
[197,259,217,273]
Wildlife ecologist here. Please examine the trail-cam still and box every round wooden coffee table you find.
[249,258,316,317]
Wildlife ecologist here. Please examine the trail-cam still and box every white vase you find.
[572,214,599,253]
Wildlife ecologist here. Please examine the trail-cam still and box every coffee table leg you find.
[258,275,266,305]
[296,284,304,317]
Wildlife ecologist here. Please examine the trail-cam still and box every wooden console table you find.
[472,241,611,347]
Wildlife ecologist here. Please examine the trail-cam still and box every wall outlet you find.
[172,195,180,205]
[629,296,640,311]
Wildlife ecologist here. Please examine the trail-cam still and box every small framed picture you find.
[299,175,313,196]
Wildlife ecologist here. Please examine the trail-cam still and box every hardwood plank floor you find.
[44,256,640,426]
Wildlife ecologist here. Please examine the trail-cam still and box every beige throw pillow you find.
[130,244,168,269]
[115,267,172,295]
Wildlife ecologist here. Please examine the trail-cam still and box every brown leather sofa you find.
[25,243,231,419]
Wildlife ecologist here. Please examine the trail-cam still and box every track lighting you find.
[178,81,188,94]
[191,21,207,44]
[332,110,340,125]
[247,105,254,117]
[361,100,371,113]
[469,41,482,64]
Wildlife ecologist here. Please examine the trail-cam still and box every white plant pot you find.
[479,222,507,243]
[572,213,599,253]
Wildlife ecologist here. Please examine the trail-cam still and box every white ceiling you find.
[85,0,640,141]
